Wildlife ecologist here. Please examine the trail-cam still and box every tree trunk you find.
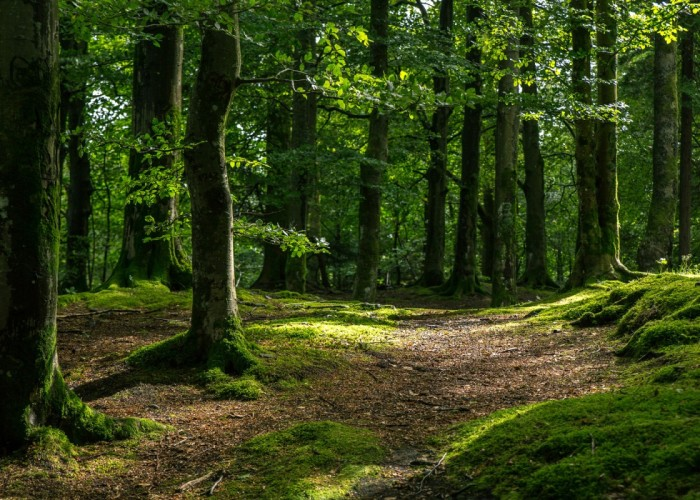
[491,2,519,307]
[286,9,317,293]
[353,0,389,302]
[519,1,556,289]
[0,0,137,452]
[253,96,291,290]
[421,0,453,287]
[679,14,694,262]
[183,5,256,373]
[444,4,482,297]
[637,34,679,271]
[60,34,93,293]
[107,4,191,290]
[479,188,494,280]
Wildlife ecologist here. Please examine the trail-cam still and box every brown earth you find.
[0,295,619,499]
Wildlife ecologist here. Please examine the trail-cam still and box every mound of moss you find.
[218,421,385,499]
[443,387,700,499]
[532,274,700,358]
[58,281,192,311]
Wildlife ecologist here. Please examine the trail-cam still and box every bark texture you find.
[444,4,482,297]
[491,2,519,307]
[679,15,694,262]
[420,0,453,287]
[637,34,679,271]
[353,0,389,302]
[183,6,254,372]
[108,6,191,290]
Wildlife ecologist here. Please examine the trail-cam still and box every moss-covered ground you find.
[1,275,698,498]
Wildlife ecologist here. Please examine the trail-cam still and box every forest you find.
[1,0,699,497]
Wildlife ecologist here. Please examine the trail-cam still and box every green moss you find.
[126,331,193,367]
[620,319,700,358]
[26,427,77,470]
[217,421,385,499]
[58,281,191,311]
[442,387,700,499]
[200,368,263,400]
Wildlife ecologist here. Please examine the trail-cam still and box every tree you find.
[420,0,454,287]
[519,0,556,289]
[637,33,679,270]
[678,11,695,262]
[0,0,148,452]
[353,0,389,302]
[182,2,256,371]
[443,2,482,297]
[106,1,191,290]
[491,1,519,307]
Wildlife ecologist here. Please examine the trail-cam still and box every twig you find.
[209,475,224,496]
[418,452,447,492]
[178,471,213,491]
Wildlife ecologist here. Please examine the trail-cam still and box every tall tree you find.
[182,3,256,370]
[491,1,520,307]
[637,33,679,270]
[443,2,482,297]
[107,2,191,290]
[286,2,318,293]
[0,0,144,452]
[60,29,93,292]
[679,12,695,262]
[519,0,556,288]
[353,0,389,302]
[420,0,454,287]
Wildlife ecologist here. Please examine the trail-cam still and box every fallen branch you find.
[418,452,447,492]
[178,471,213,491]
[209,475,224,496]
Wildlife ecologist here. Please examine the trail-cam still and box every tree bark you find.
[183,5,255,372]
[519,1,556,289]
[60,33,93,292]
[107,3,191,290]
[444,3,482,297]
[420,0,453,287]
[679,13,695,262]
[637,34,679,271]
[353,0,389,302]
[491,1,519,307]
[253,96,291,290]
[0,0,137,452]
[286,6,317,293]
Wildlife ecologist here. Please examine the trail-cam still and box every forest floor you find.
[0,287,624,499]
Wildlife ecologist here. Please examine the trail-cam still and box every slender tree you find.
[491,0,519,307]
[443,2,482,297]
[519,0,556,288]
[353,0,389,302]
[421,0,454,287]
[182,3,256,370]
[637,33,679,270]
[107,2,191,290]
[0,0,146,452]
[679,12,695,262]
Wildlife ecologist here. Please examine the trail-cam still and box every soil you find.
[0,294,619,499]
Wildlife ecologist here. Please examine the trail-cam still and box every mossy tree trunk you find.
[107,3,191,290]
[183,4,255,373]
[420,0,453,288]
[0,0,138,452]
[678,14,694,262]
[637,34,679,271]
[491,2,519,307]
[519,1,556,289]
[286,6,317,293]
[253,95,291,290]
[444,4,482,298]
[60,33,93,293]
[353,0,389,303]
[479,188,495,280]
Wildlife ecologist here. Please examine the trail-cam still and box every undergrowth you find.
[217,421,385,499]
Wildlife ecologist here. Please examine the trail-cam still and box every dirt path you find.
[1,305,619,499]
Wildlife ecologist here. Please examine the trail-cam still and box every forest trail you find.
[2,300,619,498]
